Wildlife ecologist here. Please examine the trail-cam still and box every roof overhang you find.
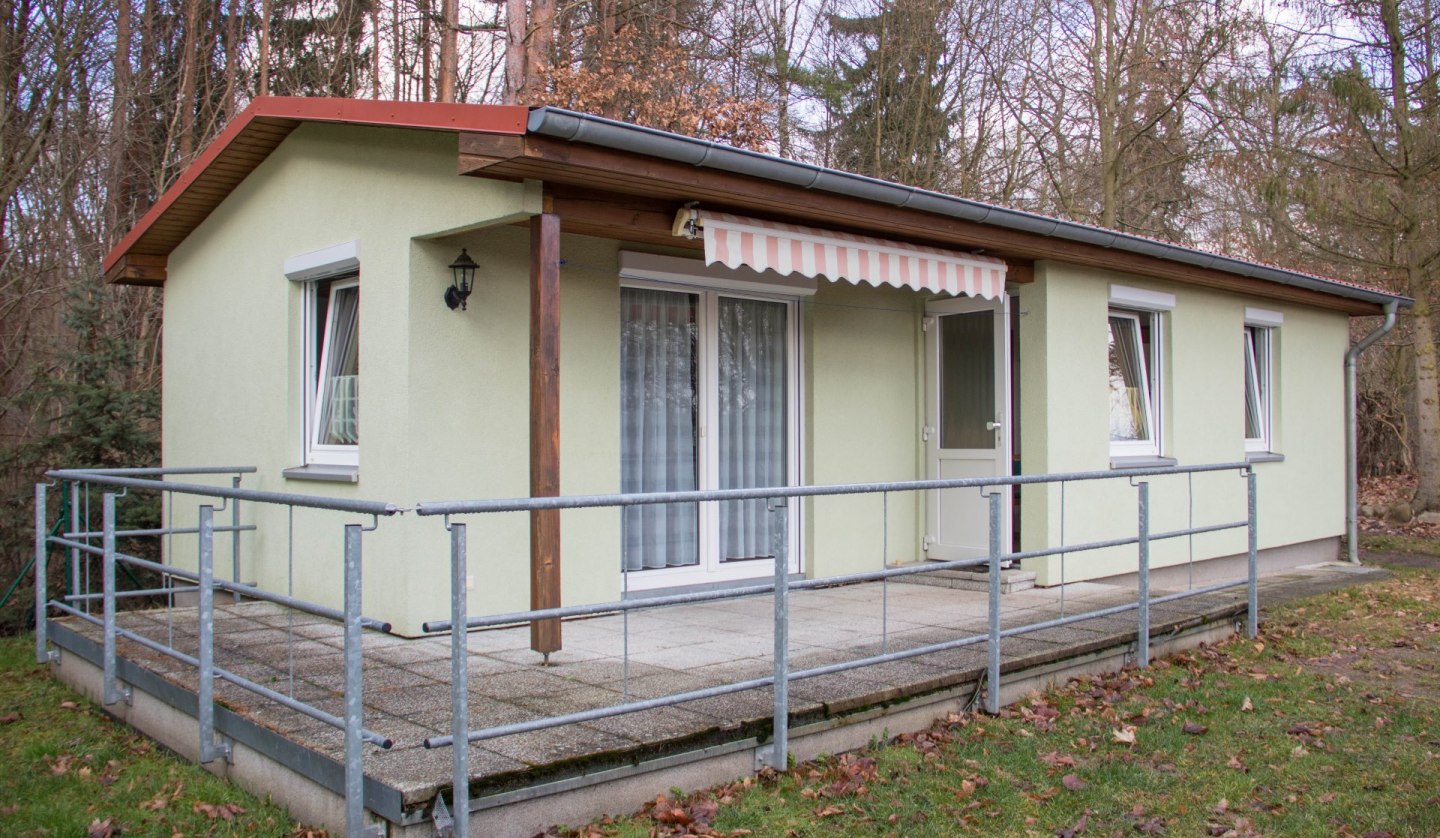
[101,98,527,285]
[102,97,1409,317]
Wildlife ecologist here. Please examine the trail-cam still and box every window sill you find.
[1110,455,1179,470]
[283,464,359,483]
[1245,452,1285,464]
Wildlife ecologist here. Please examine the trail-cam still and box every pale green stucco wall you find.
[1017,261,1347,584]
[805,282,926,578]
[161,122,1350,634]
[163,123,545,635]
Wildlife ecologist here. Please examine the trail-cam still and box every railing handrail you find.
[416,461,1252,516]
[47,469,400,516]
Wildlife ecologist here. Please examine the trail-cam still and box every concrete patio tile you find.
[466,629,539,655]
[406,694,535,734]
[539,657,667,686]
[400,655,526,682]
[602,671,716,701]
[508,683,628,717]
[482,724,637,767]
[371,744,528,802]
[247,611,331,628]
[678,687,779,722]
[579,705,726,746]
[469,667,584,700]
[483,645,610,666]
[626,641,766,669]
[366,640,454,666]
[788,672,898,709]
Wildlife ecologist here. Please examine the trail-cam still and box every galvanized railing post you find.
[1246,469,1258,639]
[1136,481,1151,668]
[449,522,470,838]
[985,490,1003,715]
[101,492,130,705]
[343,523,367,835]
[762,538,790,770]
[231,475,242,603]
[197,505,229,763]
[69,481,81,612]
[35,483,51,664]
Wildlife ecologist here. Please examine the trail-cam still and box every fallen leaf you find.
[59,700,78,710]
[1040,751,1077,768]
[1136,815,1167,834]
[1183,722,1209,735]
[1240,696,1254,712]
[814,804,844,818]
[0,712,22,724]
[1112,726,1137,745]
[1056,811,1089,837]
[87,819,118,838]
[1062,774,1087,791]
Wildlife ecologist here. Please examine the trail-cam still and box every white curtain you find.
[621,288,700,570]
[717,297,788,562]
[1107,314,1150,442]
[316,285,359,446]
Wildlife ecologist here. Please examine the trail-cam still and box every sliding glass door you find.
[621,285,796,586]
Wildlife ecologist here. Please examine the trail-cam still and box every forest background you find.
[1,0,1436,615]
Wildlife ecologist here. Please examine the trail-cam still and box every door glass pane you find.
[940,311,995,449]
[620,288,699,571]
[718,297,788,563]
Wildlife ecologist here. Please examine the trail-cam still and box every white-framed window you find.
[284,242,360,476]
[618,279,800,588]
[1243,307,1281,454]
[305,276,359,466]
[1107,309,1162,457]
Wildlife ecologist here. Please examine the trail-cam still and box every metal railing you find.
[35,461,1260,838]
[35,468,399,838]
[412,462,1258,838]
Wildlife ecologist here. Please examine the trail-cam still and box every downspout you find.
[1345,301,1399,563]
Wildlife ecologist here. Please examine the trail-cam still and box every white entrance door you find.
[924,295,1011,560]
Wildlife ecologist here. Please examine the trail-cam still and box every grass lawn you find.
[562,564,1440,837]
[0,636,316,837]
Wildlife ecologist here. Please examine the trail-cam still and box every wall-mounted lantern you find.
[445,248,478,311]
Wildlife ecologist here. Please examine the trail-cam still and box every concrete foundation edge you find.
[45,613,1244,838]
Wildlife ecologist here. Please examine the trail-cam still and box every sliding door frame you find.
[621,278,803,591]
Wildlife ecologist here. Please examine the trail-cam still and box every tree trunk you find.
[518,0,553,103]
[107,0,132,235]
[504,0,526,103]
[439,0,457,102]
[258,0,270,96]
[175,0,201,163]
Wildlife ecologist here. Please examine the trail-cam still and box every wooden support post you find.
[530,212,562,655]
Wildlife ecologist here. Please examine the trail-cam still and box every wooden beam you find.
[457,133,525,174]
[105,253,167,286]
[548,188,701,249]
[473,139,1381,316]
[529,212,562,656]
[1005,260,1036,285]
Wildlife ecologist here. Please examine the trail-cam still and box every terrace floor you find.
[49,562,1380,830]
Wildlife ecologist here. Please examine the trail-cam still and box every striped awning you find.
[674,209,1007,299]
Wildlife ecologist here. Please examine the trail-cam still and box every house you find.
[102,97,1406,642]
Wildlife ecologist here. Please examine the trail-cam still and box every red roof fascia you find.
[102,97,529,275]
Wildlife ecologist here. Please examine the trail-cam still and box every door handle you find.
[986,421,1002,431]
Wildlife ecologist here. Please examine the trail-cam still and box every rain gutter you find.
[1345,301,1400,563]
[527,107,1410,310]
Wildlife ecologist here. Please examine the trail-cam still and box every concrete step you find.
[891,562,1037,594]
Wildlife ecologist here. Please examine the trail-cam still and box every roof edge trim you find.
[526,107,1411,310]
